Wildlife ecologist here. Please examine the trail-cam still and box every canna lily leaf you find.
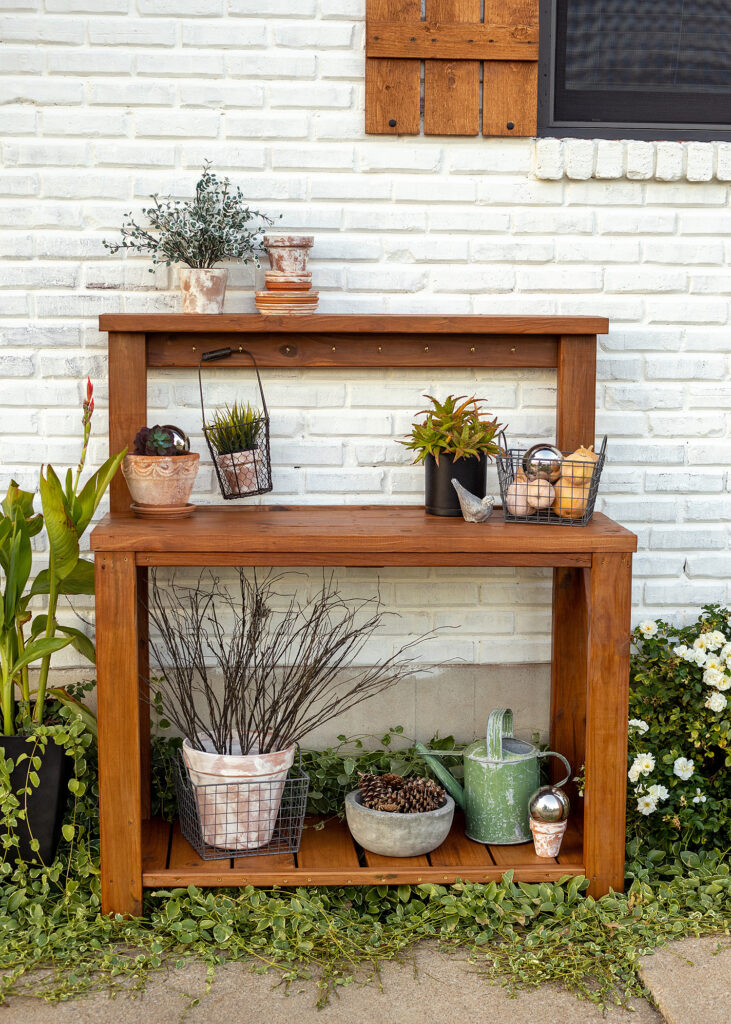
[72,450,127,535]
[39,465,79,582]
[30,558,96,599]
[9,636,72,679]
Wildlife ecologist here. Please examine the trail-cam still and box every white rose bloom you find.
[673,645,689,658]
[628,761,642,783]
[703,656,722,673]
[639,621,658,638]
[707,630,726,650]
[705,691,727,713]
[684,648,699,663]
[637,794,657,815]
[716,674,731,692]
[637,752,655,775]
[694,649,708,667]
[720,643,731,661]
[629,718,650,734]
[725,656,731,672]
[648,784,669,801]
[704,667,724,689]
[693,636,709,652]
[692,788,707,804]
[673,757,694,780]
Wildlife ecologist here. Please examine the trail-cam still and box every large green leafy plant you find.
[627,605,731,850]
[400,394,503,465]
[0,381,125,734]
[103,162,275,270]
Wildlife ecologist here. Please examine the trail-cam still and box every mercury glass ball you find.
[528,785,570,823]
[522,444,563,483]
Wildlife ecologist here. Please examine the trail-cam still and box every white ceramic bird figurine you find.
[451,479,495,523]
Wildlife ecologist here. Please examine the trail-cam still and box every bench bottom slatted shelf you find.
[142,814,585,887]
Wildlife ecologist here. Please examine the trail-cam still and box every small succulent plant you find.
[103,162,277,271]
[400,394,503,465]
[205,402,262,455]
[133,424,190,457]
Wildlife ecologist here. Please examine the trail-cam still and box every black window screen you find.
[543,0,731,137]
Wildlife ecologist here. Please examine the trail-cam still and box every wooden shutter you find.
[365,0,539,137]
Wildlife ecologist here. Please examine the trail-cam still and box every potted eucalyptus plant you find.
[148,570,424,852]
[399,394,503,517]
[0,381,125,861]
[104,162,275,313]
[122,424,199,518]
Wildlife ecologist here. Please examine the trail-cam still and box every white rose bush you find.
[628,605,730,849]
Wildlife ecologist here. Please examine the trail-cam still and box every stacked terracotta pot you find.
[255,234,318,315]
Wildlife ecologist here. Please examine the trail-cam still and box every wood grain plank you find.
[142,818,171,872]
[168,821,231,874]
[424,1,481,135]
[550,566,589,808]
[556,817,583,867]
[489,839,556,867]
[556,335,598,451]
[297,818,360,876]
[96,552,142,916]
[428,813,496,867]
[137,565,151,820]
[136,552,593,568]
[584,553,632,897]
[232,851,296,872]
[363,850,431,876]
[366,0,421,135]
[98,314,610,336]
[108,332,146,514]
[483,0,539,136]
[368,21,538,60]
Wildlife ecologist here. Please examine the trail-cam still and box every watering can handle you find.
[538,751,571,789]
[486,707,513,761]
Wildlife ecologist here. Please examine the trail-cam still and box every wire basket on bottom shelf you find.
[496,434,607,526]
[174,750,309,861]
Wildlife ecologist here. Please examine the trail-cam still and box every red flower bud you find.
[89,397,94,415]
[86,377,93,402]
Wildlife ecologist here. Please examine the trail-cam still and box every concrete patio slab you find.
[639,935,731,1024]
[2,945,662,1024]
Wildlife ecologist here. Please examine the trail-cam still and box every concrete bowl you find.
[345,789,455,858]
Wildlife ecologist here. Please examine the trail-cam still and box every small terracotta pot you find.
[179,268,228,313]
[183,734,296,851]
[216,449,258,494]
[122,452,199,509]
[529,816,568,858]
[264,234,314,276]
[265,270,312,292]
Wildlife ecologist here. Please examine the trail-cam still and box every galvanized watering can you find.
[416,708,570,844]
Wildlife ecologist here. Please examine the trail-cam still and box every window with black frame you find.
[539,0,731,140]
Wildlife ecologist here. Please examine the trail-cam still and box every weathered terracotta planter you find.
[264,234,314,275]
[183,735,296,851]
[529,816,567,857]
[216,450,258,493]
[179,268,228,314]
[256,234,318,316]
[122,452,199,514]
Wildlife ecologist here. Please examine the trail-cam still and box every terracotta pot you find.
[183,734,296,851]
[265,270,312,292]
[216,449,258,494]
[179,268,228,314]
[122,452,199,509]
[264,234,314,276]
[529,816,568,858]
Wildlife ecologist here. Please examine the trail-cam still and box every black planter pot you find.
[424,453,487,516]
[1,737,72,863]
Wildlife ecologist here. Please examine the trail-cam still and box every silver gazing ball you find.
[522,444,563,483]
[161,424,190,454]
[528,785,570,823]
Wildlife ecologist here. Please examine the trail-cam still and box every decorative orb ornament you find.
[528,785,570,823]
[523,444,563,483]
[161,424,190,454]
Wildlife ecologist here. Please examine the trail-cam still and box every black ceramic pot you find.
[424,453,487,516]
[1,737,72,862]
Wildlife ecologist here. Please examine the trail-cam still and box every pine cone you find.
[359,772,445,814]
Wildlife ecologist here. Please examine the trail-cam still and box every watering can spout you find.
[414,742,466,808]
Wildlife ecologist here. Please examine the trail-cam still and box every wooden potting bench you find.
[91,314,636,916]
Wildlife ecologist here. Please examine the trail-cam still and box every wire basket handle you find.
[498,430,607,458]
[198,346,270,425]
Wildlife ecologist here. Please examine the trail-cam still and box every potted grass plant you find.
[399,394,503,517]
[0,381,124,861]
[121,424,199,518]
[148,570,425,852]
[206,401,263,496]
[103,162,275,313]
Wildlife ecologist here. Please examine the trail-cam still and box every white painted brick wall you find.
[1,1,730,687]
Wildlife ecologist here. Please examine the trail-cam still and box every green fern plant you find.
[399,394,503,465]
[206,401,262,455]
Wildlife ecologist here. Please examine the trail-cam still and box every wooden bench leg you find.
[96,552,143,917]
[550,566,589,807]
[584,552,632,897]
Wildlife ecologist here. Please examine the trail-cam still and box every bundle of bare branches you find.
[147,569,428,755]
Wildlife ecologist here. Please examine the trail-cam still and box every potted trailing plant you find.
[399,394,503,517]
[206,401,263,495]
[148,570,425,852]
[122,424,199,518]
[0,381,124,861]
[345,771,455,857]
[103,162,275,313]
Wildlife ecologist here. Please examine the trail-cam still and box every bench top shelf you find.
[91,505,637,564]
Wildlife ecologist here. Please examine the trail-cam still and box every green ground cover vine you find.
[0,607,729,1011]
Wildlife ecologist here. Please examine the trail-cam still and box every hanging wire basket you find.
[198,346,273,500]
[496,432,607,526]
[174,749,310,861]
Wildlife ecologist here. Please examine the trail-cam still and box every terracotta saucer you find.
[130,502,195,519]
